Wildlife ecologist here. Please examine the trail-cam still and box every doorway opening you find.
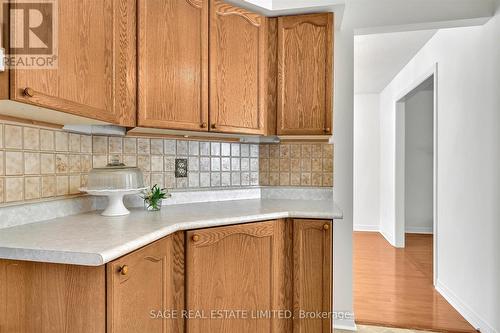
[395,72,437,284]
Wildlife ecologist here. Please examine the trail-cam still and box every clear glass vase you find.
[144,200,162,211]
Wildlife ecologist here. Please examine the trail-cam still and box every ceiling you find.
[231,0,497,94]
[354,30,437,94]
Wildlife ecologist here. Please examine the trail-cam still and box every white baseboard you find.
[353,225,379,232]
[436,280,497,333]
[380,229,395,246]
[333,318,357,331]
[405,226,433,234]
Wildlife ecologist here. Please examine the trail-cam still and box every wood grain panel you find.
[9,0,136,126]
[186,220,289,333]
[293,219,332,333]
[277,14,333,135]
[107,232,185,333]
[0,259,105,333]
[209,0,270,135]
[137,0,208,131]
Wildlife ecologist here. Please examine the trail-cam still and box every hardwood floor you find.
[353,232,477,333]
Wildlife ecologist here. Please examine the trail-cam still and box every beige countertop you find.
[0,199,342,266]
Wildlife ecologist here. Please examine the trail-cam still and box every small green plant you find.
[141,185,171,211]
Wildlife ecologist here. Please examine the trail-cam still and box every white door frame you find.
[394,63,439,286]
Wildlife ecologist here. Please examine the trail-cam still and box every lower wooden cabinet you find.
[293,219,333,333]
[186,220,290,333]
[185,219,332,333]
[107,232,185,333]
[0,260,106,333]
[0,220,332,333]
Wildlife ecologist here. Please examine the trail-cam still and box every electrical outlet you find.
[175,158,188,178]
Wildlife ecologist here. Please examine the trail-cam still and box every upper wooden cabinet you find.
[137,0,209,131]
[107,232,184,333]
[209,1,276,135]
[5,0,137,127]
[277,13,334,135]
[292,219,332,333]
[186,220,289,333]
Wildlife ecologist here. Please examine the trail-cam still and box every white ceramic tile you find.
[108,137,123,154]
[5,177,24,202]
[137,138,150,155]
[231,158,240,171]
[23,127,40,150]
[241,158,250,172]
[221,142,231,156]
[211,157,220,171]
[92,136,107,154]
[164,156,175,172]
[189,141,199,156]
[221,172,231,187]
[0,151,3,176]
[176,177,187,189]
[188,172,199,188]
[55,132,69,152]
[200,157,210,172]
[240,144,250,157]
[56,175,69,196]
[200,142,210,156]
[24,152,40,175]
[231,143,240,157]
[188,157,199,172]
[176,140,188,156]
[4,125,23,149]
[221,157,231,171]
[55,154,68,173]
[5,151,23,175]
[69,133,81,153]
[250,144,259,157]
[151,155,163,172]
[200,172,210,187]
[151,139,164,155]
[231,172,241,186]
[210,142,220,156]
[164,140,176,155]
[210,172,221,187]
[123,138,137,154]
[80,135,92,153]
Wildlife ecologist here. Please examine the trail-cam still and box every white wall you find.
[404,89,434,233]
[379,8,500,332]
[353,94,380,231]
[332,27,356,330]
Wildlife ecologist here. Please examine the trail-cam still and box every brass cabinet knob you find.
[200,122,207,128]
[119,265,129,275]
[324,128,331,133]
[23,87,35,97]
[192,234,200,242]
[210,123,216,129]
[323,223,330,230]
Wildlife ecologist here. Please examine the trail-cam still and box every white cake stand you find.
[80,188,147,216]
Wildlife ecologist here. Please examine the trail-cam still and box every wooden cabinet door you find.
[9,0,136,126]
[107,232,185,333]
[137,0,209,131]
[292,219,332,333]
[186,220,289,333]
[209,0,272,135]
[0,260,105,333]
[277,14,333,135]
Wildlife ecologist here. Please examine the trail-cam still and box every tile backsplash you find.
[0,120,333,205]
[259,143,333,187]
